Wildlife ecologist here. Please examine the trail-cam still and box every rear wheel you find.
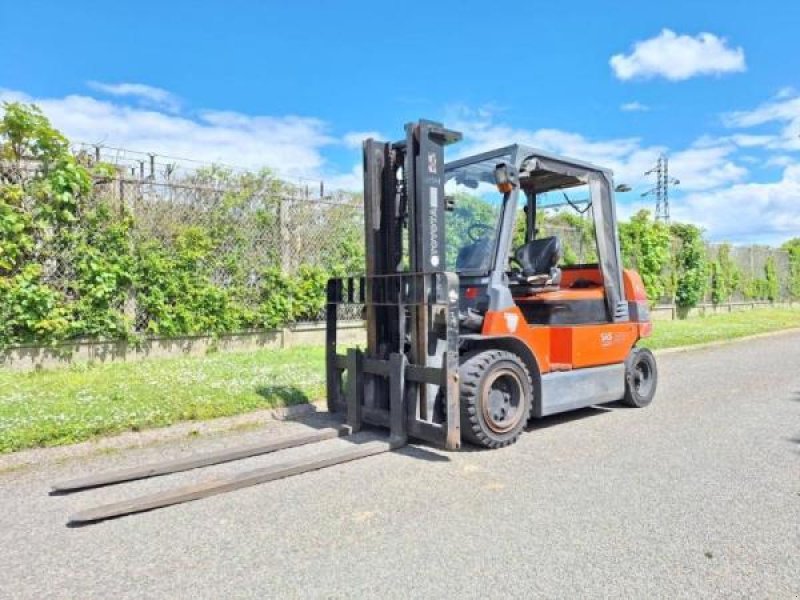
[623,347,657,408]
[459,350,533,448]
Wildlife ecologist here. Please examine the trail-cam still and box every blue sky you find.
[2,0,800,244]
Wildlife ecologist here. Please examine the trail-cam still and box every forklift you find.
[326,118,657,450]
[56,120,657,523]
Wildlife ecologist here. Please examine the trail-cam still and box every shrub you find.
[710,243,740,305]
[619,210,671,303]
[671,223,707,310]
[782,238,800,299]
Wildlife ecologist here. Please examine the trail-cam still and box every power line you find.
[640,154,680,223]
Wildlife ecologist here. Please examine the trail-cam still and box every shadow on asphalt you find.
[395,445,450,462]
[526,405,614,432]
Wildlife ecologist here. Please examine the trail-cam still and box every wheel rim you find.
[632,357,654,397]
[481,368,524,433]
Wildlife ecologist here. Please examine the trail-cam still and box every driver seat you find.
[512,236,562,290]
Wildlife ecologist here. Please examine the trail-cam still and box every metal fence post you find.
[279,196,291,273]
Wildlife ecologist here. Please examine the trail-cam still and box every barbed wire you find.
[71,141,348,198]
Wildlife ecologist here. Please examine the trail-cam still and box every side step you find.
[53,425,348,493]
[68,436,393,524]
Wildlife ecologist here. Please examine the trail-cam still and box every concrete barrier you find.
[0,321,367,372]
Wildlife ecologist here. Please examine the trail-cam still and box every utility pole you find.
[641,154,680,223]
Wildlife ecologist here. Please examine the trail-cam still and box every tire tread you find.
[459,350,533,449]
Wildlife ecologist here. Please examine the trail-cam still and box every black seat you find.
[512,236,562,289]
[515,236,561,275]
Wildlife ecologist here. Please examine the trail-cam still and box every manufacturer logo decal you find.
[600,332,613,347]
[504,313,519,332]
[429,186,440,267]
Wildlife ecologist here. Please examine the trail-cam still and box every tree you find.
[618,210,671,303]
[670,223,708,312]
[764,255,780,301]
[710,243,741,305]
[782,237,800,299]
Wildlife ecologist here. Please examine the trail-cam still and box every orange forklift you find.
[325,119,657,449]
[57,120,657,523]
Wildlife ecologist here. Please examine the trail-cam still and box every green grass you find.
[641,307,800,350]
[2,307,799,454]
[0,346,326,453]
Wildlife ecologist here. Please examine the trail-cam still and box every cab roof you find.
[445,144,613,194]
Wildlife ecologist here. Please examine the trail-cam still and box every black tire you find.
[459,350,533,449]
[622,347,658,408]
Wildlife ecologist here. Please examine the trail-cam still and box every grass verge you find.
[0,346,325,453]
[640,307,800,350]
[2,307,799,453]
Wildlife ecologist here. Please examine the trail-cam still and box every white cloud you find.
[342,131,383,148]
[728,134,776,148]
[87,81,181,112]
[724,95,800,128]
[610,29,746,81]
[323,163,364,191]
[620,101,650,112]
[724,91,800,151]
[765,155,796,168]
[673,163,800,243]
[668,143,747,191]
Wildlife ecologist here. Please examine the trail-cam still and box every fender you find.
[460,333,543,416]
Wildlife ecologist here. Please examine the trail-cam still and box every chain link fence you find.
[705,243,792,303]
[111,175,363,330]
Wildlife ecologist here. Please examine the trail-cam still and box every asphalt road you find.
[3,333,799,599]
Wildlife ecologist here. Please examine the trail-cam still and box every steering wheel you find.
[508,254,523,272]
[467,223,493,242]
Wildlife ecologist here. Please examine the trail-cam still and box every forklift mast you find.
[326,120,464,450]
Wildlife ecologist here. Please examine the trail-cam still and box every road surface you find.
[2,332,799,598]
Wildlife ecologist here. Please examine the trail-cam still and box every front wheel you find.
[459,350,533,448]
[622,347,657,408]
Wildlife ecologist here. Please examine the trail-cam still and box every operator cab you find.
[445,145,626,328]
